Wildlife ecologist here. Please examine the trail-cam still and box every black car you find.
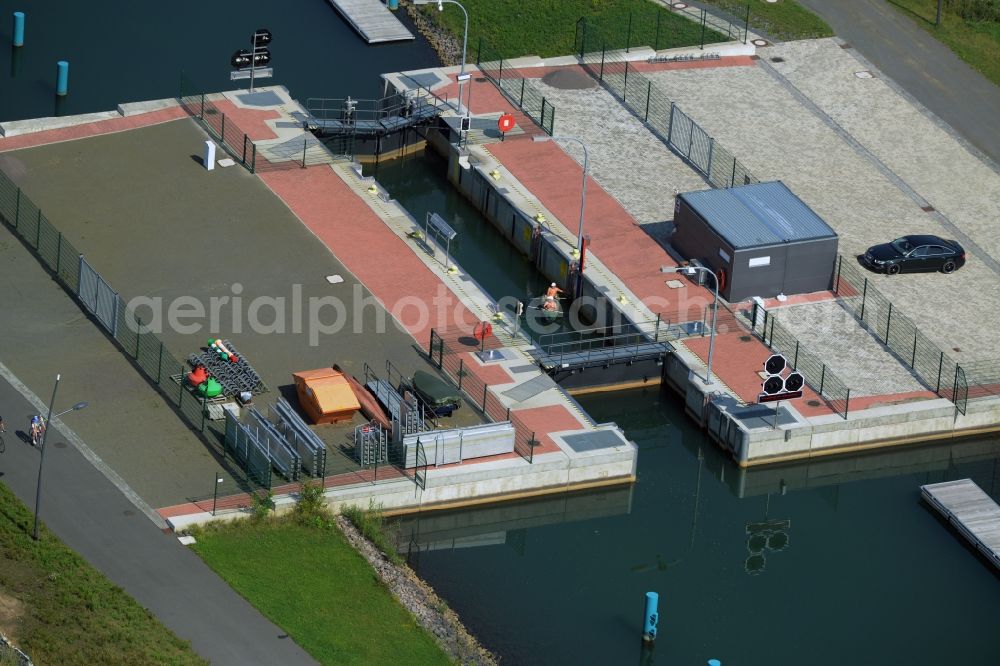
[862,234,966,275]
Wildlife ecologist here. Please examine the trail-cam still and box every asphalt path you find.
[0,370,317,666]
[797,0,1000,165]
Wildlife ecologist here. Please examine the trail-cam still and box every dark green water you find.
[395,387,1000,665]
[371,149,580,337]
[0,0,438,122]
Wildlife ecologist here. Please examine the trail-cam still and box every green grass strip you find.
[190,518,449,665]
[887,0,1000,86]
[0,484,204,665]
[424,0,735,60]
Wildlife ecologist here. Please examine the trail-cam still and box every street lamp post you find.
[415,0,469,117]
[663,266,719,385]
[33,374,88,540]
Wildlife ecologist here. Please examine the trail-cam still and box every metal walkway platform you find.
[326,0,414,43]
[921,479,1000,569]
[533,340,673,373]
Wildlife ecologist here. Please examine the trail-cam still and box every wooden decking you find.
[921,478,1000,569]
[326,0,414,43]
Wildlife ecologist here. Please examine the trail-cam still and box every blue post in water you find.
[642,591,658,643]
[387,0,398,9]
[13,11,25,46]
[56,61,69,96]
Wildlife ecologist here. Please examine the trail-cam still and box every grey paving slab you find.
[795,0,1000,164]
[765,39,1000,268]
[531,77,708,225]
[236,90,285,107]
[0,372,316,666]
[770,300,926,396]
[563,429,625,453]
[501,373,556,402]
[643,61,1000,363]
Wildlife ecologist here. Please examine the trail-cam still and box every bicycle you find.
[29,416,46,448]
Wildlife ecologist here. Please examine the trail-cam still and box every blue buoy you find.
[387,0,399,9]
[13,11,25,47]
[56,60,69,96]
[708,660,722,666]
[642,591,658,643]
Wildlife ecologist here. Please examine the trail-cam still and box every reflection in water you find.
[394,485,634,560]
[397,386,1000,665]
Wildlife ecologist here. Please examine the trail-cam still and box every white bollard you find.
[203,141,216,171]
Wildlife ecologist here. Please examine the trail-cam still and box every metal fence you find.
[428,329,538,462]
[574,3,748,54]
[179,72,348,172]
[749,303,851,419]
[833,256,972,414]
[0,166,272,490]
[476,40,555,136]
[575,19,758,189]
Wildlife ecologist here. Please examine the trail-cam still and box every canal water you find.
[394,386,1000,665]
[0,0,438,122]
[371,148,581,338]
[4,7,999,664]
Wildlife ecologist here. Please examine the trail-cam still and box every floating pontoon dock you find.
[326,0,414,43]
[921,479,1000,569]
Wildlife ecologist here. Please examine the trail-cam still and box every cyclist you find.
[30,415,46,447]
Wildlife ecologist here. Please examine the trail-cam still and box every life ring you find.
[715,267,727,291]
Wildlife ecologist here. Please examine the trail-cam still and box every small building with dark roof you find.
[672,181,839,302]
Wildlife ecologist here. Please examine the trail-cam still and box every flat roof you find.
[680,181,837,249]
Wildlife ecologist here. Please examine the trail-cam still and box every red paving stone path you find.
[260,165,484,343]
[0,106,188,153]
[682,334,939,416]
[488,137,713,325]
[683,333,835,416]
[211,99,281,142]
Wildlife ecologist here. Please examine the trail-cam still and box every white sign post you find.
[204,141,216,171]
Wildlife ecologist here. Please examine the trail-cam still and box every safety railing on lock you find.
[574,17,758,189]
[428,329,536,463]
[832,255,980,414]
[476,39,555,136]
[179,71,347,172]
[750,301,851,419]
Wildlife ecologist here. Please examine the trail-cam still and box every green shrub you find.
[341,501,402,565]
[250,488,275,523]
[293,480,333,528]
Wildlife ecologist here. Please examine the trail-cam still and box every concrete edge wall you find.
[1,97,182,137]
[167,450,637,530]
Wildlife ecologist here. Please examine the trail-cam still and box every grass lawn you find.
[190,519,449,666]
[0,484,203,665]
[700,0,833,41]
[887,0,1000,85]
[422,0,734,60]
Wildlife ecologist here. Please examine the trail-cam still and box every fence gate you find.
[953,365,968,416]
[414,439,428,490]
[77,256,118,336]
